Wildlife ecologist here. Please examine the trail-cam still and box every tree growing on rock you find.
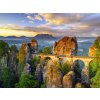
[16,73,38,88]
[0,40,9,58]
[43,46,51,54]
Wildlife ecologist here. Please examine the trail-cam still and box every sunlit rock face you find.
[88,45,97,57]
[63,71,75,88]
[89,36,100,57]
[19,39,38,63]
[18,42,29,63]
[28,39,38,54]
[53,36,78,56]
[45,60,62,88]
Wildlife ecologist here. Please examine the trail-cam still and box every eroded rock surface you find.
[63,71,75,88]
[53,36,78,56]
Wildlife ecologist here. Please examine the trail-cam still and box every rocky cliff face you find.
[28,39,38,54]
[89,36,100,57]
[45,60,62,88]
[88,45,97,57]
[63,71,75,88]
[17,39,38,76]
[52,36,78,56]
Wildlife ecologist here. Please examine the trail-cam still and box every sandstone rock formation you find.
[35,64,43,87]
[45,60,62,88]
[88,45,97,57]
[52,36,78,56]
[0,54,8,69]
[81,67,90,85]
[23,63,31,74]
[63,71,75,88]
[18,39,38,76]
[28,39,38,54]
[88,36,100,57]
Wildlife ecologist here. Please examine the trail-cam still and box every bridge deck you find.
[36,54,99,59]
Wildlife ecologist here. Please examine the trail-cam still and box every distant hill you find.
[0,36,29,39]
[34,34,58,40]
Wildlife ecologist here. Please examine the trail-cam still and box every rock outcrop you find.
[88,36,100,57]
[88,45,97,57]
[18,39,38,76]
[45,60,62,88]
[28,39,38,54]
[35,64,43,87]
[81,67,90,85]
[63,71,75,88]
[52,36,78,56]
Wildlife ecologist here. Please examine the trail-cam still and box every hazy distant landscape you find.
[0,34,96,56]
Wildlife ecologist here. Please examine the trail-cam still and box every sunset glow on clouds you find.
[0,13,100,37]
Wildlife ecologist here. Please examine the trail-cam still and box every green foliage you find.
[0,67,17,88]
[89,59,100,78]
[16,73,38,88]
[74,66,81,79]
[43,46,51,54]
[30,56,40,75]
[18,62,26,77]
[10,45,18,52]
[41,81,46,88]
[94,36,100,48]
[60,62,71,75]
[0,40,9,58]
[94,36,100,56]
[88,37,100,87]
[17,45,27,76]
[38,49,43,54]
[91,70,100,88]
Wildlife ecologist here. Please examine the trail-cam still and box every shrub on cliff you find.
[38,49,43,54]
[10,45,18,52]
[0,40,9,58]
[0,67,17,88]
[91,69,100,88]
[30,56,40,75]
[94,36,100,49]
[94,36,100,56]
[43,46,51,54]
[89,37,100,87]
[17,43,27,76]
[60,62,71,75]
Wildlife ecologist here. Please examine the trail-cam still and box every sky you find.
[0,13,100,37]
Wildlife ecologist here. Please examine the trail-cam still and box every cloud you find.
[27,15,34,20]
[39,13,89,25]
[0,14,100,37]
[26,14,43,22]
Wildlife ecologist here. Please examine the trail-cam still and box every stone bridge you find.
[34,54,97,67]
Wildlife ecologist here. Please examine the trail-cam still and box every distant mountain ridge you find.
[33,34,58,40]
